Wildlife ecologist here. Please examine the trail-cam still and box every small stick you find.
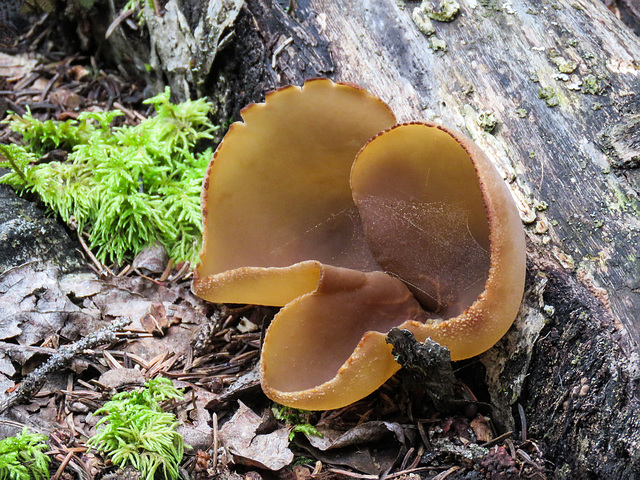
[0,317,132,415]
[105,7,135,39]
[76,232,113,277]
[212,412,219,470]
[271,37,294,68]
[52,450,74,480]
[159,258,175,282]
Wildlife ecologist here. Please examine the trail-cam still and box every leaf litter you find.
[0,16,550,480]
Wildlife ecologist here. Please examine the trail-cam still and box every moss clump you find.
[0,427,51,480]
[515,108,528,118]
[273,405,323,441]
[538,87,559,107]
[581,74,605,95]
[87,378,186,480]
[0,88,218,265]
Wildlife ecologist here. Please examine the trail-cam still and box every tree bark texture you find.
[103,0,640,476]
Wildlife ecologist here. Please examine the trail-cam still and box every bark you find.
[100,0,640,476]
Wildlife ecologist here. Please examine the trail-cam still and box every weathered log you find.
[213,1,640,476]
[93,0,640,475]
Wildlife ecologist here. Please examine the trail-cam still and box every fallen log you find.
[85,0,640,475]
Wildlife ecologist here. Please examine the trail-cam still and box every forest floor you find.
[0,10,550,480]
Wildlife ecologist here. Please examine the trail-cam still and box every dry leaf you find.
[0,51,38,77]
[298,421,406,475]
[470,415,494,443]
[141,303,169,335]
[219,401,294,470]
[132,243,169,274]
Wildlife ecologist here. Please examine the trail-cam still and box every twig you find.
[328,468,377,479]
[480,430,514,449]
[159,258,175,282]
[113,101,137,121]
[517,402,527,441]
[0,317,132,415]
[0,418,48,435]
[431,467,462,480]
[41,72,59,101]
[271,37,294,68]
[0,342,56,355]
[167,261,191,282]
[76,231,113,277]
[212,412,219,470]
[52,450,74,480]
[105,7,135,39]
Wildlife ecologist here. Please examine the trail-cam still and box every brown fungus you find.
[193,79,526,411]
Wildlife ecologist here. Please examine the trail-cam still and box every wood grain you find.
[298,0,640,349]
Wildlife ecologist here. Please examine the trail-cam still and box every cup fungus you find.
[193,78,526,411]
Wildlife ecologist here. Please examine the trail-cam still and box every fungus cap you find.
[351,122,526,362]
[193,78,397,306]
[193,79,526,410]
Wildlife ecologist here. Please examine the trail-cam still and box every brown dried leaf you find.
[49,89,83,110]
[141,303,168,335]
[68,65,89,81]
[470,414,494,443]
[219,401,294,470]
[0,51,38,77]
[175,385,217,451]
[97,368,145,390]
[299,422,406,475]
[131,243,169,274]
[0,352,15,396]
[0,266,79,346]
[309,421,405,450]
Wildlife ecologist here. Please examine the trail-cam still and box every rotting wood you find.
[80,0,640,475]
[207,0,640,475]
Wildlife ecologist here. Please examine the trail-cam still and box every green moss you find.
[515,108,528,118]
[87,378,186,480]
[429,36,448,54]
[0,428,50,480]
[591,102,603,111]
[0,87,218,265]
[538,87,559,107]
[582,74,605,95]
[273,405,323,441]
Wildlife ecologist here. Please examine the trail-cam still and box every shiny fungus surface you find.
[192,79,526,410]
